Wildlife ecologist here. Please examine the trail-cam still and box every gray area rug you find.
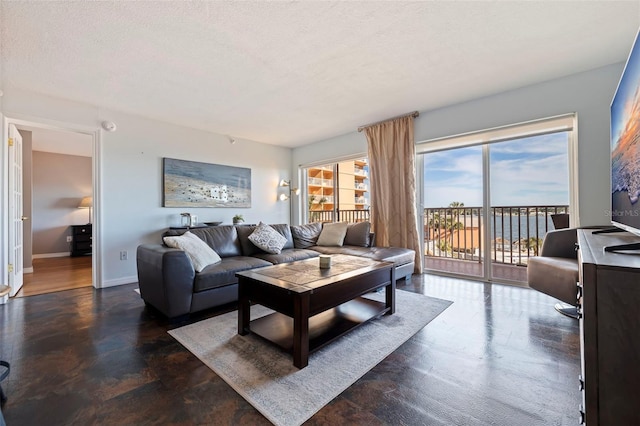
[169,290,452,426]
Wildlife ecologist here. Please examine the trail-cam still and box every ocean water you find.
[426,212,559,241]
[491,214,556,240]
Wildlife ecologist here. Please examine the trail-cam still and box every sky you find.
[423,132,570,208]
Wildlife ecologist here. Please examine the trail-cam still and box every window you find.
[303,157,370,223]
[417,114,576,284]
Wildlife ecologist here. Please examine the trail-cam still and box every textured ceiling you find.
[1,1,639,147]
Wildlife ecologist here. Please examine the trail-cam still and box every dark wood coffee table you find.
[236,254,395,368]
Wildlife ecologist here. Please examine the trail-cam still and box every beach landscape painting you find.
[163,158,251,208]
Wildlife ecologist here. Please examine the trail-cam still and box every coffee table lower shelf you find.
[249,296,388,355]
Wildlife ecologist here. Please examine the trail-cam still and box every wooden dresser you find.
[577,229,640,425]
[71,224,92,256]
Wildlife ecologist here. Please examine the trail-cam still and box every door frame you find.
[417,113,579,285]
[1,114,102,290]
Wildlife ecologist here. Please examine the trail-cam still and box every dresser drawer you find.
[73,225,91,235]
[71,224,92,256]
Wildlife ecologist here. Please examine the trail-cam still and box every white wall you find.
[1,88,292,287]
[32,151,92,255]
[293,63,625,227]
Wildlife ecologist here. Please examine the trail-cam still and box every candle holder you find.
[319,255,331,269]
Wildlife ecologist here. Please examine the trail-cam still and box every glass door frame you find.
[417,113,578,285]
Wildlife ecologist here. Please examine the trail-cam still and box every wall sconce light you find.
[279,179,300,198]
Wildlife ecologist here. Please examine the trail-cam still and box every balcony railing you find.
[308,209,370,223]
[425,205,568,266]
[307,205,567,268]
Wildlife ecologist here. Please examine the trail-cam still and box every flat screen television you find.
[609,28,640,251]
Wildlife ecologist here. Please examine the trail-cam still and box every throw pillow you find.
[316,222,349,246]
[163,231,222,272]
[290,222,322,248]
[248,222,287,254]
[343,221,371,247]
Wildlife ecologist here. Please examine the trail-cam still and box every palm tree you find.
[445,202,465,254]
[309,195,329,222]
[525,237,543,256]
[426,202,465,256]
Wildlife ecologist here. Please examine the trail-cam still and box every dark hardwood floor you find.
[0,274,580,425]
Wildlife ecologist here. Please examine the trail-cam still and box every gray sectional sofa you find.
[136,222,415,318]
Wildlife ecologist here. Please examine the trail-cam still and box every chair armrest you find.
[539,228,578,259]
[136,244,196,317]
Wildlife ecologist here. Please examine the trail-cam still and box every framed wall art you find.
[163,158,251,208]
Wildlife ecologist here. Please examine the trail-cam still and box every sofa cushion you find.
[317,222,349,246]
[248,222,287,254]
[237,224,294,255]
[271,224,295,250]
[290,222,322,248]
[164,225,242,258]
[343,222,371,247]
[163,231,222,272]
[253,248,320,265]
[357,246,416,265]
[311,245,415,266]
[194,256,272,292]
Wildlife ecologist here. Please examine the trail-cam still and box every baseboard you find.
[24,267,34,274]
[100,276,137,288]
[33,252,71,259]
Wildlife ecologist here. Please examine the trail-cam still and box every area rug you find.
[169,290,452,426]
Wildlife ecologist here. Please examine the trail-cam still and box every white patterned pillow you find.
[248,222,287,254]
[163,231,221,272]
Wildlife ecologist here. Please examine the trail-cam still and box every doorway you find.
[4,118,100,297]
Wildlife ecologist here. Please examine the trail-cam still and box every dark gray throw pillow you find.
[290,222,322,248]
[343,221,371,247]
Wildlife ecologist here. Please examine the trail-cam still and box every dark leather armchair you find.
[527,228,580,318]
[551,213,570,229]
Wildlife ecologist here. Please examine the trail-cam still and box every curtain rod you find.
[357,111,419,132]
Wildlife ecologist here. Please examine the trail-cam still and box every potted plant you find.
[232,214,244,225]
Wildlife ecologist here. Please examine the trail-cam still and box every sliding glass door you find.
[488,132,570,282]
[420,115,574,284]
[424,146,485,278]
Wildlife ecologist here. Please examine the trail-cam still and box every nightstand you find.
[71,224,92,256]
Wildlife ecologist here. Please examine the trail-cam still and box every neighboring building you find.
[307,158,369,221]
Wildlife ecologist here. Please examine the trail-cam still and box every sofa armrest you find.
[539,228,578,259]
[136,244,196,318]
[368,232,376,247]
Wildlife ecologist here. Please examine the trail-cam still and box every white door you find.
[8,124,24,296]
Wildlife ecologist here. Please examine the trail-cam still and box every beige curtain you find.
[364,115,422,273]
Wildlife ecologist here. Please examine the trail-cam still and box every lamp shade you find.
[78,196,93,208]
